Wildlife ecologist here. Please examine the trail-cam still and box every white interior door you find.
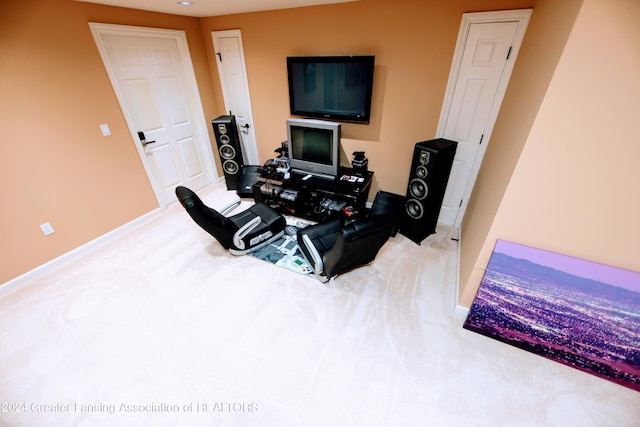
[437,10,532,228]
[212,30,259,165]
[90,24,216,207]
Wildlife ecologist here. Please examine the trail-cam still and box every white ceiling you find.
[75,0,358,17]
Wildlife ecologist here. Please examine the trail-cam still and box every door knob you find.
[138,131,156,146]
[240,124,250,134]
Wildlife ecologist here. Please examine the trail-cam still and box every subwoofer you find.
[237,165,261,198]
[400,139,457,244]
[212,115,244,190]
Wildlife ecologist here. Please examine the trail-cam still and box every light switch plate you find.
[99,124,111,136]
[40,222,55,236]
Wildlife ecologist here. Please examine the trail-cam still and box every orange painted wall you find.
[0,0,634,316]
[200,0,536,198]
[2,0,540,284]
[459,0,640,306]
[0,0,222,283]
[459,0,584,304]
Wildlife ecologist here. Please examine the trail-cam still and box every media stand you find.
[253,167,374,222]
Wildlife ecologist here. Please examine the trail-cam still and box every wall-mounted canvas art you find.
[464,240,640,392]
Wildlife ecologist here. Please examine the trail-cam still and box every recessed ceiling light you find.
[177,1,194,5]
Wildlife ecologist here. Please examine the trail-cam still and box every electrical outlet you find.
[40,222,55,236]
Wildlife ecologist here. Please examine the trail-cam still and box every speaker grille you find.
[406,199,424,220]
[223,160,239,175]
[408,178,428,200]
[219,144,236,160]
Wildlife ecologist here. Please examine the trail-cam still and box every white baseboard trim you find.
[453,225,462,311]
[1,209,162,294]
[455,305,470,315]
[454,227,470,316]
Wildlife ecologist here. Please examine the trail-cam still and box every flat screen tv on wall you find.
[287,56,375,124]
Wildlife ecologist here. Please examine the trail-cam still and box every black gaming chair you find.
[176,186,286,255]
[296,191,402,282]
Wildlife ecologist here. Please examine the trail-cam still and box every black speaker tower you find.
[400,138,457,244]
[212,115,244,190]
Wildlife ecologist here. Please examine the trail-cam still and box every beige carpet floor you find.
[1,181,638,426]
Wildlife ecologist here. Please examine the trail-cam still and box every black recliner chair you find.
[296,191,403,282]
[176,186,286,255]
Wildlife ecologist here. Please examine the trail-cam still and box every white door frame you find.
[437,9,532,228]
[211,29,259,165]
[89,23,218,208]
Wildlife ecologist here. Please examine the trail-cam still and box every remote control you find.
[302,174,312,181]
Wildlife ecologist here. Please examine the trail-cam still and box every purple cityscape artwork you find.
[463,240,640,392]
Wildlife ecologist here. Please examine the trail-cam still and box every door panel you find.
[212,30,259,165]
[441,160,463,209]
[124,79,164,131]
[438,22,518,226]
[436,11,532,227]
[159,77,190,125]
[148,144,181,189]
[178,137,205,179]
[91,24,215,207]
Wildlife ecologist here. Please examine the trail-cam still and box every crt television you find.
[286,118,341,180]
[287,56,375,124]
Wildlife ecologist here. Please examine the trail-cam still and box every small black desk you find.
[254,167,374,222]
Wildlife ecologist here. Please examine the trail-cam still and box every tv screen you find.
[290,127,333,165]
[287,56,375,124]
[287,118,341,179]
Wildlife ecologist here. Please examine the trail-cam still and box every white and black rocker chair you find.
[296,191,401,282]
[176,186,286,255]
